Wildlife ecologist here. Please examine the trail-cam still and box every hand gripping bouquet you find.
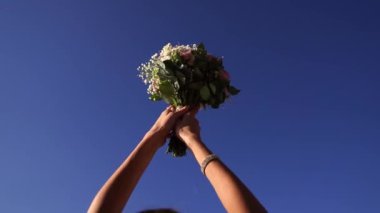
[138,43,240,157]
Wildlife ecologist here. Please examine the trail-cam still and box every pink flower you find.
[219,70,230,81]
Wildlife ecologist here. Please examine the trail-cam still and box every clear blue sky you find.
[1,0,379,212]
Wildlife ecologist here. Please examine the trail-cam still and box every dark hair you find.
[138,208,178,213]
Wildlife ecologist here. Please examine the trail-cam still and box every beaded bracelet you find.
[201,154,218,175]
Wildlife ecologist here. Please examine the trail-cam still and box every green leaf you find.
[193,68,205,79]
[160,80,174,95]
[163,60,178,72]
[217,91,225,103]
[209,83,217,94]
[175,71,186,86]
[159,80,176,105]
[187,89,198,105]
[228,86,240,95]
[200,85,211,101]
[210,98,219,108]
[158,66,173,77]
[156,60,165,69]
[196,43,207,56]
[188,82,204,90]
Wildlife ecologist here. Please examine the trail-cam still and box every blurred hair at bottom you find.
[138,208,178,213]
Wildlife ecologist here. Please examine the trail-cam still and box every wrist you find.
[182,135,203,150]
[144,129,167,148]
[188,140,213,166]
[149,124,169,138]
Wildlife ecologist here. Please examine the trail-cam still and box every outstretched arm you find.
[88,106,188,213]
[176,109,267,213]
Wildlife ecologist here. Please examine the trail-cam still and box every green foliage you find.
[228,86,240,95]
[200,85,211,101]
[197,43,207,56]
[167,136,187,157]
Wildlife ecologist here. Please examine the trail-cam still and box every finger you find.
[170,106,188,118]
[174,106,189,115]
[164,105,175,114]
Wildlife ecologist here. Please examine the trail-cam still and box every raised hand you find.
[149,106,189,147]
[175,107,201,148]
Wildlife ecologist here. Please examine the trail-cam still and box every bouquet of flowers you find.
[138,43,239,157]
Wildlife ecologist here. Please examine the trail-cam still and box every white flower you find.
[159,43,173,59]
[160,55,171,61]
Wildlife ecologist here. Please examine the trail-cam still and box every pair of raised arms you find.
[88,106,267,213]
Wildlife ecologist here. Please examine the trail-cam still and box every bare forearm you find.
[187,138,267,213]
[88,132,163,213]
